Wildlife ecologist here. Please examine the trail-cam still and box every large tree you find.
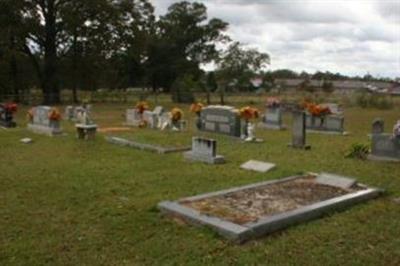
[146,1,229,95]
[216,42,270,93]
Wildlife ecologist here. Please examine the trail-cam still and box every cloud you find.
[151,0,400,78]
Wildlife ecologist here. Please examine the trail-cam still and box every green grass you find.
[1,102,400,265]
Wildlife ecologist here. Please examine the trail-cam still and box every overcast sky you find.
[151,0,400,78]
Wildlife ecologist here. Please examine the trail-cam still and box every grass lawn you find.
[1,102,400,265]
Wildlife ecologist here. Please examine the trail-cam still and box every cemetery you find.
[0,98,399,265]
[0,0,399,264]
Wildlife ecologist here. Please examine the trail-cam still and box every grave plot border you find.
[158,174,382,243]
[106,136,191,154]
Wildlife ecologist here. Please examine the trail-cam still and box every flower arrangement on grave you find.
[239,106,260,121]
[171,107,183,122]
[4,103,18,113]
[266,97,281,108]
[190,102,204,115]
[239,106,259,141]
[303,102,331,117]
[27,108,35,123]
[190,102,204,130]
[135,101,149,114]
[48,107,61,121]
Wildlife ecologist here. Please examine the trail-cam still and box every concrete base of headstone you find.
[307,129,349,136]
[75,124,97,140]
[106,136,191,154]
[183,151,225,164]
[257,122,286,130]
[158,174,382,243]
[27,124,63,136]
[367,154,400,162]
[240,160,276,173]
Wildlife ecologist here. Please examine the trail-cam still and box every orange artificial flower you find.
[48,107,61,121]
[190,102,204,114]
[171,107,183,122]
[135,101,149,114]
[239,106,260,121]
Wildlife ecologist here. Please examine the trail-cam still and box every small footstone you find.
[240,160,276,173]
[315,172,356,189]
[392,198,400,204]
[20,138,33,144]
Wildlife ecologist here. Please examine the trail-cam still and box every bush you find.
[356,93,393,109]
[345,143,370,160]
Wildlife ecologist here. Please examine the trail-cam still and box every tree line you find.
[0,0,270,104]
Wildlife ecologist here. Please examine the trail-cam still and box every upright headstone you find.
[143,110,158,129]
[125,109,142,126]
[372,118,384,135]
[184,137,225,164]
[75,109,97,140]
[290,111,310,149]
[64,106,74,120]
[199,105,241,137]
[368,119,400,162]
[305,114,345,134]
[27,106,62,136]
[258,107,286,130]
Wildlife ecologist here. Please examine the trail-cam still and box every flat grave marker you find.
[159,173,382,243]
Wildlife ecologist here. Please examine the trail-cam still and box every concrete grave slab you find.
[240,160,276,173]
[106,136,190,154]
[316,172,356,189]
[159,173,382,243]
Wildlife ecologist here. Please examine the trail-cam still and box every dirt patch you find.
[98,127,134,133]
[181,176,362,225]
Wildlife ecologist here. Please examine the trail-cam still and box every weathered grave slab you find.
[240,160,276,173]
[316,172,356,189]
[159,173,382,243]
[184,137,225,164]
[106,136,190,154]
[125,109,142,127]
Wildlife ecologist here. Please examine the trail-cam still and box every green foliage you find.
[356,93,393,109]
[216,42,270,92]
[322,80,334,94]
[345,143,370,160]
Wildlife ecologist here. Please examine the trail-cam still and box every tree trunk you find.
[42,0,60,105]
[72,32,78,103]
[10,54,20,103]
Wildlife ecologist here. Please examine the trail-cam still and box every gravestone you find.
[240,160,276,173]
[125,109,142,126]
[153,106,164,116]
[316,173,356,189]
[64,106,74,120]
[184,137,225,164]
[305,114,345,134]
[258,107,286,130]
[27,106,62,136]
[372,118,384,135]
[75,109,97,140]
[199,105,241,137]
[290,111,310,149]
[143,110,158,129]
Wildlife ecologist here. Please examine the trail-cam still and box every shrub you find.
[345,143,370,160]
[356,93,393,109]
